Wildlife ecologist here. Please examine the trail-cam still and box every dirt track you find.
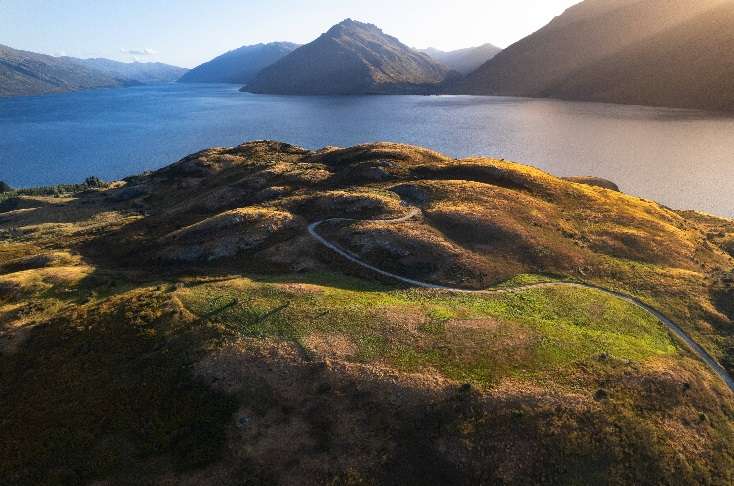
[308,207,734,393]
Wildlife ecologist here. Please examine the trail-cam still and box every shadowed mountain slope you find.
[0,43,188,96]
[179,42,299,84]
[542,1,734,111]
[459,0,734,110]
[244,20,453,95]
[0,44,125,96]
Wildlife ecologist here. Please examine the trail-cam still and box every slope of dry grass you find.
[1,140,733,485]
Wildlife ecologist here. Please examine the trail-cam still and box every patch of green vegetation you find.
[494,273,565,288]
[354,334,389,362]
[418,311,447,335]
[0,178,106,205]
[177,272,677,388]
[251,270,391,292]
[590,253,732,362]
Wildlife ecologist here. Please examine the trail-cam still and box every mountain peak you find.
[337,18,362,27]
[245,20,450,95]
[328,18,381,35]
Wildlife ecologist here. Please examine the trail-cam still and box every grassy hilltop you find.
[1,141,734,485]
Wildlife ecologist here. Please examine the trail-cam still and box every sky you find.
[0,0,581,68]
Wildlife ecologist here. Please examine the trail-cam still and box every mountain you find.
[421,44,501,75]
[0,44,126,96]
[539,1,734,111]
[459,0,734,111]
[244,19,453,95]
[2,140,734,484]
[0,44,189,96]
[179,42,299,84]
[67,57,188,84]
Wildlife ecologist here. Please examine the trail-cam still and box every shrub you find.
[723,237,734,258]
[84,176,105,188]
[0,179,101,202]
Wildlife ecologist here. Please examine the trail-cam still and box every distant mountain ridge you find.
[0,44,126,96]
[0,43,187,97]
[67,57,188,85]
[244,19,454,95]
[458,0,734,111]
[179,42,299,84]
[420,44,501,75]
[6,2,734,111]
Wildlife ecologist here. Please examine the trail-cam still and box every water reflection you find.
[1,84,732,217]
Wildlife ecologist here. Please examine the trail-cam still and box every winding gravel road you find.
[308,207,734,393]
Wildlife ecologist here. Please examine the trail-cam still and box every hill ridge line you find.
[308,206,734,393]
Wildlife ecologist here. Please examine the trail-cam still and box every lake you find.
[1,83,733,217]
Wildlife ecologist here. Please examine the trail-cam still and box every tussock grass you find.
[0,285,237,485]
[2,141,734,483]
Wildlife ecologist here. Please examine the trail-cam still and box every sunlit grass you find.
[177,272,676,387]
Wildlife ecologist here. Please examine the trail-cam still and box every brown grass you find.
[2,140,734,484]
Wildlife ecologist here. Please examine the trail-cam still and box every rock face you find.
[244,19,453,95]
[179,42,299,84]
[421,44,502,76]
[458,0,734,111]
[0,44,125,96]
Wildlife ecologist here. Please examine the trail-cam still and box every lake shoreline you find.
[2,83,733,217]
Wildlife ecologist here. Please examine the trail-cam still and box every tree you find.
[84,176,104,188]
[0,181,13,192]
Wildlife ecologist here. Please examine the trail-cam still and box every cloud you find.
[120,48,158,56]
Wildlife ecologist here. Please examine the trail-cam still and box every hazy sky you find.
[0,0,580,68]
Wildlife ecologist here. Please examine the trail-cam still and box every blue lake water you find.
[1,83,733,217]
